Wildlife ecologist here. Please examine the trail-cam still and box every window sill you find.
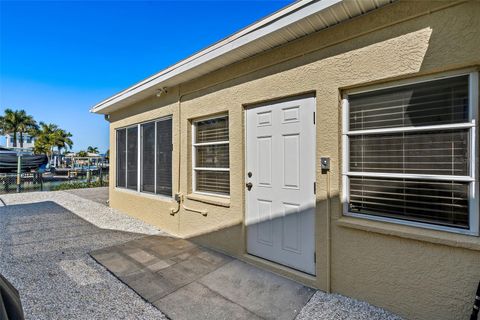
[336,216,480,252]
[114,187,173,203]
[186,193,230,207]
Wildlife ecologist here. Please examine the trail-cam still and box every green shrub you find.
[51,180,108,191]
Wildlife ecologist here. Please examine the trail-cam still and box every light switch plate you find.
[320,157,330,170]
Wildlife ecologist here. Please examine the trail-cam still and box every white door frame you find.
[244,94,317,275]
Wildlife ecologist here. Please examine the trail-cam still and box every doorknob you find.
[245,182,253,191]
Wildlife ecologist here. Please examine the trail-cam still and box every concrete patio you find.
[91,235,314,320]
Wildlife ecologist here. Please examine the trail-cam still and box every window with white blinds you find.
[343,72,478,234]
[192,116,230,196]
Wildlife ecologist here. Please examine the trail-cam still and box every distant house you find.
[3,133,36,150]
[91,1,480,319]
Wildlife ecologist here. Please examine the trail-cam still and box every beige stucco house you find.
[91,1,480,319]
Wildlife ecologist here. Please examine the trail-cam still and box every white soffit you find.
[91,0,394,114]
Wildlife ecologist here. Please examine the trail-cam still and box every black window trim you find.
[115,115,173,199]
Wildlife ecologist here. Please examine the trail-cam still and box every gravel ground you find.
[0,190,163,235]
[64,187,110,205]
[296,291,402,320]
[0,190,167,320]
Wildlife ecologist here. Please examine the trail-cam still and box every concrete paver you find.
[199,259,315,320]
[154,281,262,320]
[91,236,314,320]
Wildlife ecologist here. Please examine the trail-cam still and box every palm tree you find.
[0,109,38,148]
[87,146,99,154]
[53,129,73,155]
[33,122,58,161]
[77,150,88,157]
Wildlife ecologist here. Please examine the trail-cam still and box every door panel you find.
[246,96,316,275]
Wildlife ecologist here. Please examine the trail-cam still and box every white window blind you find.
[193,116,230,196]
[344,73,478,233]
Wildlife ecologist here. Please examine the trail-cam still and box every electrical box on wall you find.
[174,193,182,203]
[321,157,330,171]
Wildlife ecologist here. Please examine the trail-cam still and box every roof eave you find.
[91,0,391,115]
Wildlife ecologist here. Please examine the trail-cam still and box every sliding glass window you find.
[116,128,126,188]
[156,118,173,196]
[116,126,137,190]
[141,122,155,193]
[126,127,138,190]
[116,117,172,197]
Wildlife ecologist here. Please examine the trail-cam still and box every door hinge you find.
[314,252,316,263]
[313,112,316,124]
[313,182,316,194]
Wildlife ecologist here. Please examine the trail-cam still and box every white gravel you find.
[296,291,402,320]
[0,190,167,320]
[0,190,164,235]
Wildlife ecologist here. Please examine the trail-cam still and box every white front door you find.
[245,95,316,275]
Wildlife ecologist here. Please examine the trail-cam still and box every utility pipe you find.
[170,86,209,220]
[326,170,332,293]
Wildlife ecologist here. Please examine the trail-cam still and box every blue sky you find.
[0,0,291,152]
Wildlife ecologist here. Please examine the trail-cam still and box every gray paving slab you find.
[120,269,178,302]
[154,281,262,320]
[93,235,313,320]
[90,250,143,276]
[199,259,315,320]
[91,236,233,303]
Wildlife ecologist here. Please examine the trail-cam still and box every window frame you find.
[153,116,173,197]
[342,70,479,236]
[115,115,173,199]
[191,114,230,198]
[115,124,137,189]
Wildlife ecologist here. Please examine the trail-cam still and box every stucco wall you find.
[107,1,480,319]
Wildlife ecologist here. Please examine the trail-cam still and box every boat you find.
[0,147,48,173]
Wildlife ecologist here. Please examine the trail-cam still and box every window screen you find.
[126,127,138,190]
[156,118,172,197]
[141,122,155,193]
[193,116,230,195]
[345,74,474,230]
[116,128,126,188]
